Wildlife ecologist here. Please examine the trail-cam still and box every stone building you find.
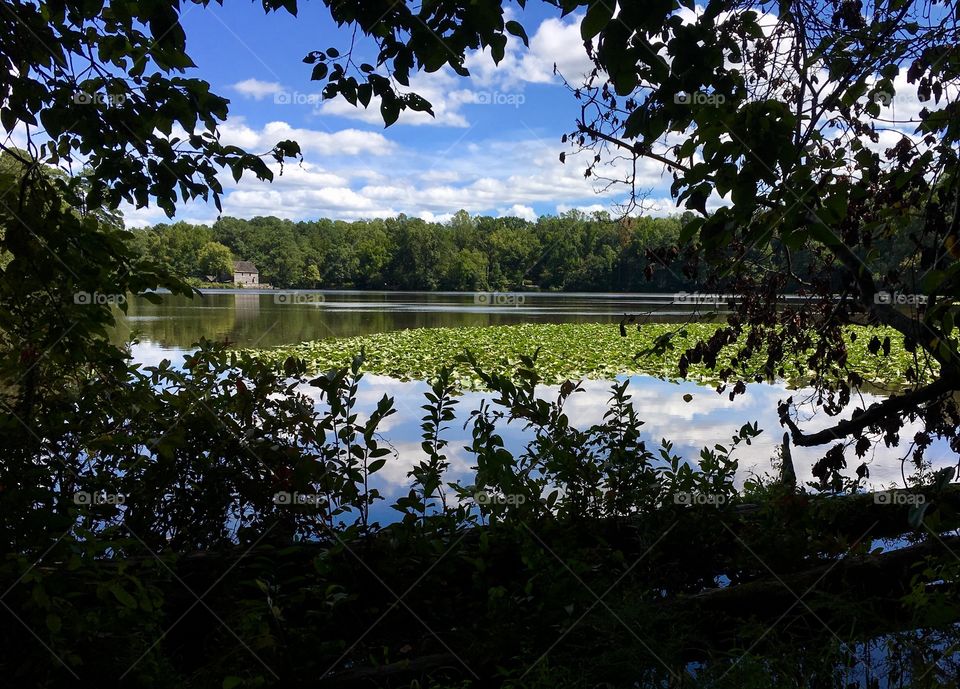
[231,260,259,286]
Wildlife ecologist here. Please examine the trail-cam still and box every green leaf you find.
[110,584,137,609]
[505,20,529,47]
[357,83,373,107]
[907,502,929,529]
[808,221,841,247]
[582,0,615,40]
[406,94,434,115]
[380,98,401,127]
[490,34,507,64]
[46,613,62,633]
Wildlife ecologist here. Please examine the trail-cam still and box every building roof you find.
[233,260,258,273]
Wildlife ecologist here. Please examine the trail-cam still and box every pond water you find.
[119,289,725,349]
[122,290,956,512]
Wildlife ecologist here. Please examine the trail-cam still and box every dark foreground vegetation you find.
[4,344,960,687]
[1,0,959,686]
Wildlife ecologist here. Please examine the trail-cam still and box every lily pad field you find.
[253,322,919,390]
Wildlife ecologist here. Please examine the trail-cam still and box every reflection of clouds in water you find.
[123,341,958,504]
[295,374,430,435]
[544,377,755,427]
[351,374,958,501]
[294,376,476,508]
[370,440,475,491]
[128,341,189,369]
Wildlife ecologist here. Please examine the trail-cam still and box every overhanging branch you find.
[577,124,691,174]
[782,375,957,446]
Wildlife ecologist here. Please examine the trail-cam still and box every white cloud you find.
[317,70,475,127]
[232,78,284,100]
[315,13,594,129]
[505,204,537,221]
[465,14,594,88]
[228,186,374,215]
[116,13,689,224]
[123,118,672,223]
[219,119,393,156]
[238,160,348,189]
[420,170,462,184]
[518,15,595,85]
[417,210,455,223]
[121,204,219,229]
[556,203,610,216]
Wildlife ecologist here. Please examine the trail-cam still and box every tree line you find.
[130,210,701,291]
[131,209,918,296]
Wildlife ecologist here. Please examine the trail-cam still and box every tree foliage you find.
[287,0,960,463]
[197,240,233,278]
[1,0,960,684]
[133,211,696,290]
[555,0,960,465]
[1,0,300,215]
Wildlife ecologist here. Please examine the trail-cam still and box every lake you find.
[119,288,728,350]
[121,290,955,512]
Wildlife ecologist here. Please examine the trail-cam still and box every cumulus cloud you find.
[232,78,284,100]
[555,203,611,216]
[317,69,475,127]
[121,204,219,229]
[118,113,674,224]
[118,14,687,224]
[316,12,593,129]
[465,13,593,88]
[506,204,537,221]
[515,15,595,85]
[416,210,455,223]
[219,119,394,156]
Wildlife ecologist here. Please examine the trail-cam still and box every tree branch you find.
[782,375,957,446]
[577,124,691,174]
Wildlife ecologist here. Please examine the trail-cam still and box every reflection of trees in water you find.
[222,303,532,345]
[123,293,237,347]
[122,293,640,348]
[107,303,133,349]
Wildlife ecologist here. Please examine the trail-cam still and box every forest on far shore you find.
[131,209,917,293]
[131,210,701,291]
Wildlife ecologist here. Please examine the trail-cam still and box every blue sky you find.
[122,3,679,227]
[108,2,940,228]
